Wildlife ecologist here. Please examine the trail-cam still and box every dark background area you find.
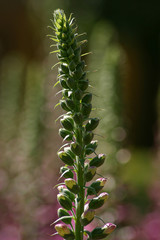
[0,1,160,240]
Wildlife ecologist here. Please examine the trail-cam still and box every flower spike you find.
[48,8,116,240]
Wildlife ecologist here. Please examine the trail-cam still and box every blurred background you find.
[0,0,160,240]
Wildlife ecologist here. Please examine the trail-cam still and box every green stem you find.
[75,156,85,240]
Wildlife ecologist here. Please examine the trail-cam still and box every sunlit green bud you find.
[58,151,74,166]
[60,78,69,89]
[74,88,83,100]
[87,178,107,195]
[89,192,109,209]
[65,178,79,194]
[64,146,75,159]
[55,31,62,39]
[89,154,106,167]
[85,166,97,182]
[90,223,116,239]
[57,193,73,210]
[60,100,70,111]
[81,208,95,226]
[71,142,82,156]
[85,118,100,131]
[57,208,72,224]
[60,166,74,179]
[59,128,73,141]
[82,93,92,104]
[66,99,75,110]
[82,103,92,117]
[83,131,94,145]
[60,63,69,74]
[78,79,89,91]
[73,112,83,125]
[69,60,76,71]
[58,185,75,202]
[67,47,75,59]
[73,66,83,79]
[61,42,68,49]
[66,77,76,89]
[55,223,74,239]
[85,140,98,155]
[60,116,74,131]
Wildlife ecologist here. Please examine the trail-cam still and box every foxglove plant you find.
[49,9,116,240]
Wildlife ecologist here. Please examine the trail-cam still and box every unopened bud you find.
[82,103,92,117]
[85,140,98,155]
[89,154,106,167]
[65,178,79,194]
[78,79,89,91]
[58,185,75,202]
[58,151,74,166]
[90,223,116,239]
[60,166,74,179]
[73,112,83,125]
[81,208,95,226]
[55,224,74,239]
[66,99,75,111]
[82,93,92,104]
[60,100,70,111]
[57,208,72,224]
[83,131,94,145]
[85,166,96,182]
[87,178,107,195]
[89,192,109,209]
[85,118,99,131]
[59,128,73,141]
[60,116,74,131]
[71,142,82,156]
[57,193,73,210]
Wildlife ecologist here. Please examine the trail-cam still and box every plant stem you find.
[75,156,85,240]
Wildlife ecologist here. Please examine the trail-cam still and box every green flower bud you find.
[90,223,116,239]
[60,78,69,89]
[60,49,68,58]
[66,77,76,89]
[57,193,73,210]
[65,178,79,194]
[87,178,107,195]
[83,131,94,145]
[67,47,74,59]
[66,99,75,110]
[78,79,89,91]
[58,151,74,166]
[60,63,69,74]
[74,47,81,63]
[59,128,73,141]
[69,60,76,71]
[60,116,74,131]
[89,192,109,209]
[58,185,75,202]
[85,140,98,155]
[57,208,72,224]
[85,118,100,131]
[81,208,95,226]
[71,142,82,156]
[89,154,106,167]
[73,112,83,125]
[74,88,83,100]
[85,166,97,182]
[55,223,74,239]
[73,66,83,79]
[60,166,74,178]
[82,93,92,104]
[82,103,92,117]
[60,100,70,111]
[64,146,75,159]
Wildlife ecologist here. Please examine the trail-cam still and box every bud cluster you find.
[49,9,116,240]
